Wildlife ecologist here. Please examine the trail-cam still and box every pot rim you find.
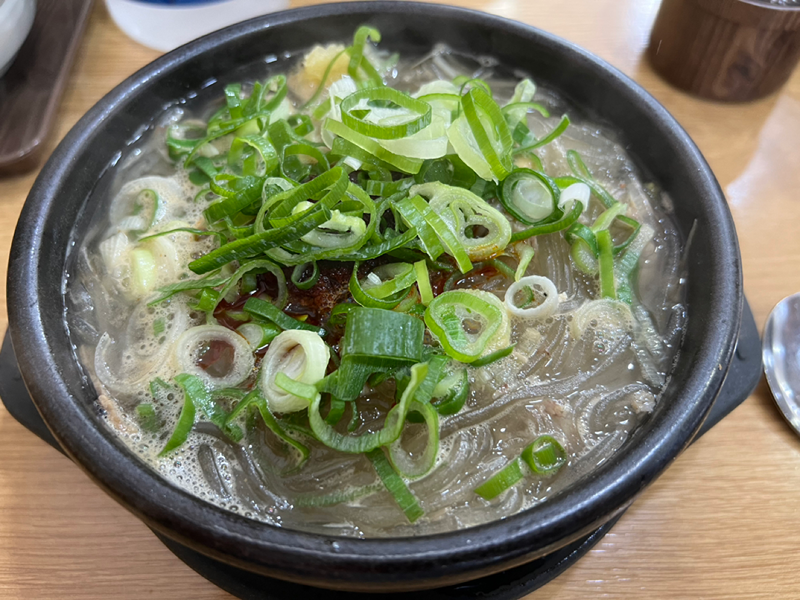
[7,1,741,591]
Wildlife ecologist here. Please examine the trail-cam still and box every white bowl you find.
[104,0,289,52]
[0,0,37,77]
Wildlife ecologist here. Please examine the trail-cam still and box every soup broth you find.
[66,35,685,538]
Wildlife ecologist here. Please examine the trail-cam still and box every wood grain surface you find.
[1,1,799,598]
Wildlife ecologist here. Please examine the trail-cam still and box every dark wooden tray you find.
[0,0,94,176]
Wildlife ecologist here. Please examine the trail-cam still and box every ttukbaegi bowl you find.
[6,1,741,592]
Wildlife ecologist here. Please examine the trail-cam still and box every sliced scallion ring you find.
[411,182,511,262]
[424,289,505,363]
[258,330,330,413]
[504,275,559,320]
[499,169,561,225]
[173,325,255,390]
[340,87,432,140]
[324,118,424,174]
[521,435,567,475]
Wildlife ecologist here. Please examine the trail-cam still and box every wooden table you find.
[0,1,798,598]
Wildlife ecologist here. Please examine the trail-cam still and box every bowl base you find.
[0,298,761,597]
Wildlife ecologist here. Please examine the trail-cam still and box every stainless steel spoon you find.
[763,293,800,435]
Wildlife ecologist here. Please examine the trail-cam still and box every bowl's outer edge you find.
[6,1,742,592]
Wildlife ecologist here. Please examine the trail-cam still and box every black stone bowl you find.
[6,1,741,593]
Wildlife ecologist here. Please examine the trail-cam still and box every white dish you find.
[104,0,289,52]
[0,0,37,77]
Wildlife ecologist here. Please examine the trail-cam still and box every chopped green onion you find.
[228,135,279,177]
[318,308,425,402]
[566,223,599,275]
[514,243,535,281]
[311,362,429,453]
[470,344,515,368]
[224,83,243,119]
[265,166,347,229]
[475,435,567,500]
[424,290,504,363]
[414,260,434,305]
[565,223,599,257]
[349,262,408,309]
[325,396,346,426]
[554,175,616,209]
[244,297,326,335]
[389,399,439,479]
[411,182,511,263]
[337,227,418,261]
[325,118,424,174]
[521,435,567,475]
[367,448,424,523]
[159,379,197,456]
[348,26,382,85]
[288,114,314,136]
[153,318,166,337]
[194,288,220,312]
[475,459,524,500]
[394,195,445,260]
[340,87,432,139]
[591,202,627,233]
[136,403,160,433]
[280,143,330,182]
[514,114,570,154]
[254,394,310,472]
[275,372,319,403]
[174,373,242,442]
[489,258,516,279]
[499,169,561,225]
[291,262,320,290]
[459,87,513,180]
[189,204,332,274]
[360,262,417,299]
[502,101,550,119]
[431,369,469,416]
[612,215,642,256]
[211,259,288,318]
[597,229,616,299]
[455,76,492,95]
[567,149,593,180]
[509,201,583,243]
[205,175,265,223]
[224,389,310,472]
[237,322,281,349]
